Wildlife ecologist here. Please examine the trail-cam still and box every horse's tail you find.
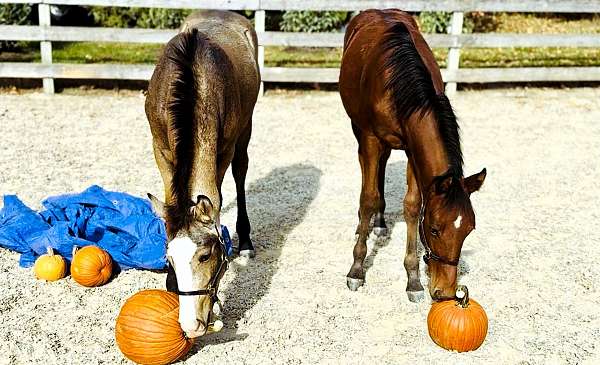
[162,28,227,219]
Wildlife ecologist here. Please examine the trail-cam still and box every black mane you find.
[163,29,202,234]
[381,23,463,179]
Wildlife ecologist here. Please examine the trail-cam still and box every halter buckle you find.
[422,252,431,265]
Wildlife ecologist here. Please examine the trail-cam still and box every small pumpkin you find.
[115,290,193,365]
[34,247,67,281]
[427,285,488,352]
[71,245,113,287]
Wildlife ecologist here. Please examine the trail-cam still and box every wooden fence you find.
[1,0,600,94]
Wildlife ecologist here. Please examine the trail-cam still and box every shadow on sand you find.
[363,160,408,273]
[191,163,322,349]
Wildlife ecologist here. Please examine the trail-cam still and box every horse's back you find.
[181,10,257,51]
[146,12,260,156]
[146,30,234,152]
[180,10,260,115]
[340,9,443,125]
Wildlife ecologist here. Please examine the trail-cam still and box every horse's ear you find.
[465,168,487,194]
[190,195,213,225]
[435,175,454,194]
[147,193,166,218]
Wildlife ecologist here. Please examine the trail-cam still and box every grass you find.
[266,47,343,68]
[53,42,163,64]
[0,42,163,64]
[266,46,600,68]
[3,43,599,69]
[459,48,600,68]
[1,13,599,70]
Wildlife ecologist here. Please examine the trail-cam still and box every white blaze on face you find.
[454,215,463,229]
[167,236,199,332]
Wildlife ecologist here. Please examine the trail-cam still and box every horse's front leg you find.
[347,134,384,291]
[403,161,424,302]
[373,148,391,236]
[232,127,254,258]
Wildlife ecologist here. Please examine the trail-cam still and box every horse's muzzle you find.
[181,320,207,339]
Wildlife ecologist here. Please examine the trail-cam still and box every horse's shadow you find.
[363,160,407,272]
[191,163,321,349]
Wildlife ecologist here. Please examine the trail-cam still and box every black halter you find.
[173,224,229,300]
[419,198,460,267]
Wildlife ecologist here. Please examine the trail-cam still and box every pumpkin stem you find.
[46,247,54,256]
[456,285,469,308]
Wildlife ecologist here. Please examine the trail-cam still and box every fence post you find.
[38,3,54,94]
[255,10,266,96]
[445,11,463,96]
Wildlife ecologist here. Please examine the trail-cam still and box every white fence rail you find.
[1,0,599,94]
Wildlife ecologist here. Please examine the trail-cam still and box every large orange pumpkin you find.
[427,285,488,352]
[71,245,113,287]
[34,247,67,281]
[115,290,193,365]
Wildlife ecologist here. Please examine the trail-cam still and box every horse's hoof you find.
[373,227,388,237]
[239,249,255,258]
[346,277,364,291]
[407,290,424,303]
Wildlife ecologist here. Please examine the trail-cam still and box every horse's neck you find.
[189,142,220,216]
[185,98,221,216]
[405,111,450,192]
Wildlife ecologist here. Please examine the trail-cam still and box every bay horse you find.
[145,10,260,337]
[339,9,486,302]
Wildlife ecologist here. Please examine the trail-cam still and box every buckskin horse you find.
[339,9,486,302]
[145,10,260,337]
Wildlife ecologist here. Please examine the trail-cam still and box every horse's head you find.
[421,168,486,301]
[148,193,227,338]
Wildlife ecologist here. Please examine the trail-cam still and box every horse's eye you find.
[430,228,440,237]
[199,253,211,263]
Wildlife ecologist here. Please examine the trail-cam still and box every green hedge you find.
[0,4,34,51]
[280,11,349,32]
[89,7,192,29]
[418,11,500,34]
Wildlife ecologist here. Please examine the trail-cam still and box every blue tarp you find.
[0,185,168,270]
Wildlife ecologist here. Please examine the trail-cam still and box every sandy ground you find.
[0,87,599,365]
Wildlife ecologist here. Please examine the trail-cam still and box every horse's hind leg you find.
[232,126,254,258]
[373,148,391,237]
[347,134,385,291]
[403,161,424,302]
